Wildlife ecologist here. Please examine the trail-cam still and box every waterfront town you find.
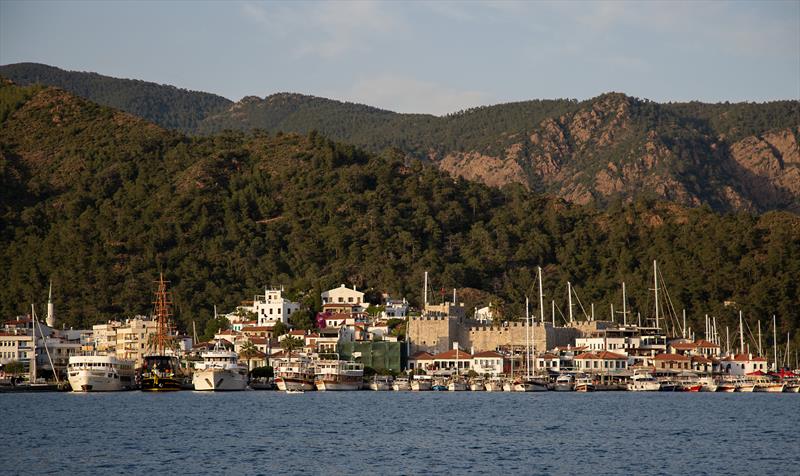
[1,268,798,393]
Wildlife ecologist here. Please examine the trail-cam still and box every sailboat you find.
[140,274,188,391]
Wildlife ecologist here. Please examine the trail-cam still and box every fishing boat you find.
[410,375,432,391]
[698,376,718,392]
[274,355,315,392]
[192,345,248,391]
[392,377,411,391]
[447,377,468,391]
[367,375,393,391]
[753,378,785,393]
[469,378,486,391]
[735,378,756,392]
[286,389,305,394]
[484,377,504,392]
[314,357,363,391]
[68,355,135,392]
[140,275,188,392]
[574,375,594,392]
[553,373,574,392]
[716,377,737,393]
[627,370,661,392]
[431,379,448,391]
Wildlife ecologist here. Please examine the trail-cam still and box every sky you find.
[1,0,798,115]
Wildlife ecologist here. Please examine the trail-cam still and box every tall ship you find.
[274,355,315,391]
[315,357,364,391]
[67,355,135,392]
[192,345,248,391]
[140,274,187,391]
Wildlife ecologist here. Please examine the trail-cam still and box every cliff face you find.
[427,94,799,213]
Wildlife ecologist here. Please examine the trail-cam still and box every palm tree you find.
[280,336,304,356]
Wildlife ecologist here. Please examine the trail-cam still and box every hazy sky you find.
[1,0,798,115]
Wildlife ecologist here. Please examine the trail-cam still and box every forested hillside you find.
[0,62,232,131]
[1,81,798,348]
[2,62,797,214]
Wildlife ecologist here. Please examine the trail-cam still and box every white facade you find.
[475,305,493,323]
[321,284,366,310]
[575,336,635,354]
[471,351,504,376]
[722,354,768,375]
[381,298,409,320]
[0,331,34,366]
[254,288,300,325]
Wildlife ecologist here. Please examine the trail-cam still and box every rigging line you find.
[570,285,590,321]
[553,302,569,325]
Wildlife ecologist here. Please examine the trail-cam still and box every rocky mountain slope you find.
[2,62,798,213]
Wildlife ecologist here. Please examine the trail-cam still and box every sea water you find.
[1,391,797,475]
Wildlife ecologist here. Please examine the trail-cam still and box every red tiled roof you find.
[289,330,306,335]
[433,349,473,360]
[725,353,767,362]
[241,326,272,332]
[472,351,503,359]
[654,353,690,361]
[538,353,559,359]
[575,351,627,360]
[694,339,719,348]
[410,351,435,360]
[670,342,698,350]
[691,355,712,364]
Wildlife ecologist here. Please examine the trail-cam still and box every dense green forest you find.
[0,62,232,131]
[1,81,799,351]
[3,63,797,214]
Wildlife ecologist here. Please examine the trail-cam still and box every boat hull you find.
[736,384,756,393]
[410,380,431,391]
[68,371,129,392]
[368,382,392,391]
[484,382,503,392]
[717,385,736,393]
[275,377,314,392]
[316,379,362,391]
[754,383,785,393]
[553,384,573,392]
[469,383,485,391]
[448,382,467,391]
[141,376,183,391]
[575,384,594,392]
[627,382,661,392]
[193,369,248,391]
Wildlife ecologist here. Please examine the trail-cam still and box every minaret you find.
[46,281,55,328]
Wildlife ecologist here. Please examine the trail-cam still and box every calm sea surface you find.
[1,391,798,475]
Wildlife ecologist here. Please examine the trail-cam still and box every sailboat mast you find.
[758,320,762,356]
[622,282,627,326]
[525,296,530,379]
[773,315,778,371]
[739,310,744,355]
[653,260,659,330]
[551,300,555,327]
[682,309,686,339]
[423,271,428,310]
[30,304,36,383]
[538,266,545,325]
[567,282,573,323]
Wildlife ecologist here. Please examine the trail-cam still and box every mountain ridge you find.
[1,62,798,214]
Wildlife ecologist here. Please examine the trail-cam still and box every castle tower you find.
[46,281,55,328]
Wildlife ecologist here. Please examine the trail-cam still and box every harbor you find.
[2,265,798,395]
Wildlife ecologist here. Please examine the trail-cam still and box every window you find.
[348,297,353,303]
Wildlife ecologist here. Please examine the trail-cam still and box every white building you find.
[321,284,367,312]
[253,288,301,326]
[474,305,493,323]
[381,297,409,320]
[471,351,504,376]
[721,353,768,375]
